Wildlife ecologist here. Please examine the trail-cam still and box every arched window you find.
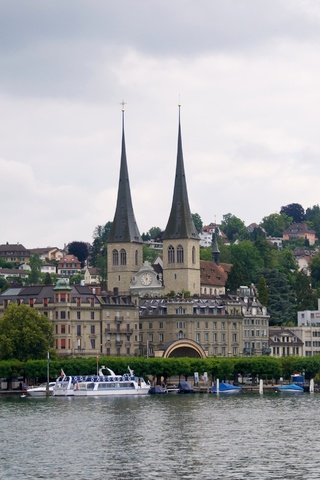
[178,330,184,339]
[168,245,175,264]
[112,249,119,266]
[177,244,184,263]
[120,249,127,265]
[135,249,138,266]
[192,246,196,264]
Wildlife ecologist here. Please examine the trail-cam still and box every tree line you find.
[2,355,320,386]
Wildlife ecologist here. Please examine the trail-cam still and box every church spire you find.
[211,227,220,264]
[163,106,199,240]
[108,107,142,244]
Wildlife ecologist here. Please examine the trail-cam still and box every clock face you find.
[141,273,152,286]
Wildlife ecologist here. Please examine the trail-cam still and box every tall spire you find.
[108,107,142,244]
[163,106,199,240]
[211,227,220,264]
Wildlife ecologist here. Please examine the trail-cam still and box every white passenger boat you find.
[27,382,56,397]
[53,367,150,396]
[73,366,150,396]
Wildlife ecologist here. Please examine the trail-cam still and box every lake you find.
[1,392,320,479]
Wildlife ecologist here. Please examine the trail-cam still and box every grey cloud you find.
[0,1,319,99]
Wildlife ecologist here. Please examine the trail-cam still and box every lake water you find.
[1,392,320,479]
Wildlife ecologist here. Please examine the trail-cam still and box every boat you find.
[149,385,168,394]
[54,367,150,397]
[211,382,242,394]
[72,366,150,396]
[26,382,56,397]
[274,383,304,393]
[178,381,195,393]
[53,370,76,396]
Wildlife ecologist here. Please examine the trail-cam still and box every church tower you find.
[162,107,200,295]
[107,108,143,294]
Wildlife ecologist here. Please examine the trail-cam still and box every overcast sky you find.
[1,0,320,248]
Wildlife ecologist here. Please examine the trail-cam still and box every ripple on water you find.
[1,393,320,479]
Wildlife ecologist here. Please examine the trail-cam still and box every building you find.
[283,223,317,246]
[0,280,140,357]
[269,327,303,357]
[0,243,30,264]
[29,247,64,262]
[104,107,269,358]
[57,255,82,277]
[84,267,102,285]
[0,109,270,359]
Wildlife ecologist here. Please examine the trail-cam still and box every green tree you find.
[257,276,268,306]
[226,241,264,292]
[305,204,320,239]
[90,221,113,267]
[280,203,305,223]
[43,272,53,285]
[148,227,162,240]
[192,213,203,233]
[68,241,89,268]
[260,212,292,237]
[69,273,84,285]
[0,304,53,361]
[0,259,15,269]
[0,278,8,292]
[294,271,316,312]
[143,245,158,263]
[310,253,320,288]
[263,269,296,326]
[220,213,247,243]
[28,254,42,285]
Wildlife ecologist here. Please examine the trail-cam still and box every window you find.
[91,311,95,320]
[168,245,175,263]
[60,338,66,350]
[61,325,66,334]
[120,249,127,265]
[60,311,66,320]
[77,325,81,336]
[192,246,196,264]
[204,333,209,342]
[196,333,200,343]
[159,333,164,342]
[177,245,184,263]
[90,339,96,349]
[159,322,163,329]
[77,311,81,320]
[135,249,138,266]
[112,249,119,266]
[90,325,95,335]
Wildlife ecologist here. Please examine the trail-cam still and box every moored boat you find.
[53,367,150,397]
[211,382,242,394]
[27,382,56,397]
[72,366,150,396]
[274,383,304,393]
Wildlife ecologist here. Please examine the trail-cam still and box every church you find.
[0,108,269,359]
[105,107,270,358]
